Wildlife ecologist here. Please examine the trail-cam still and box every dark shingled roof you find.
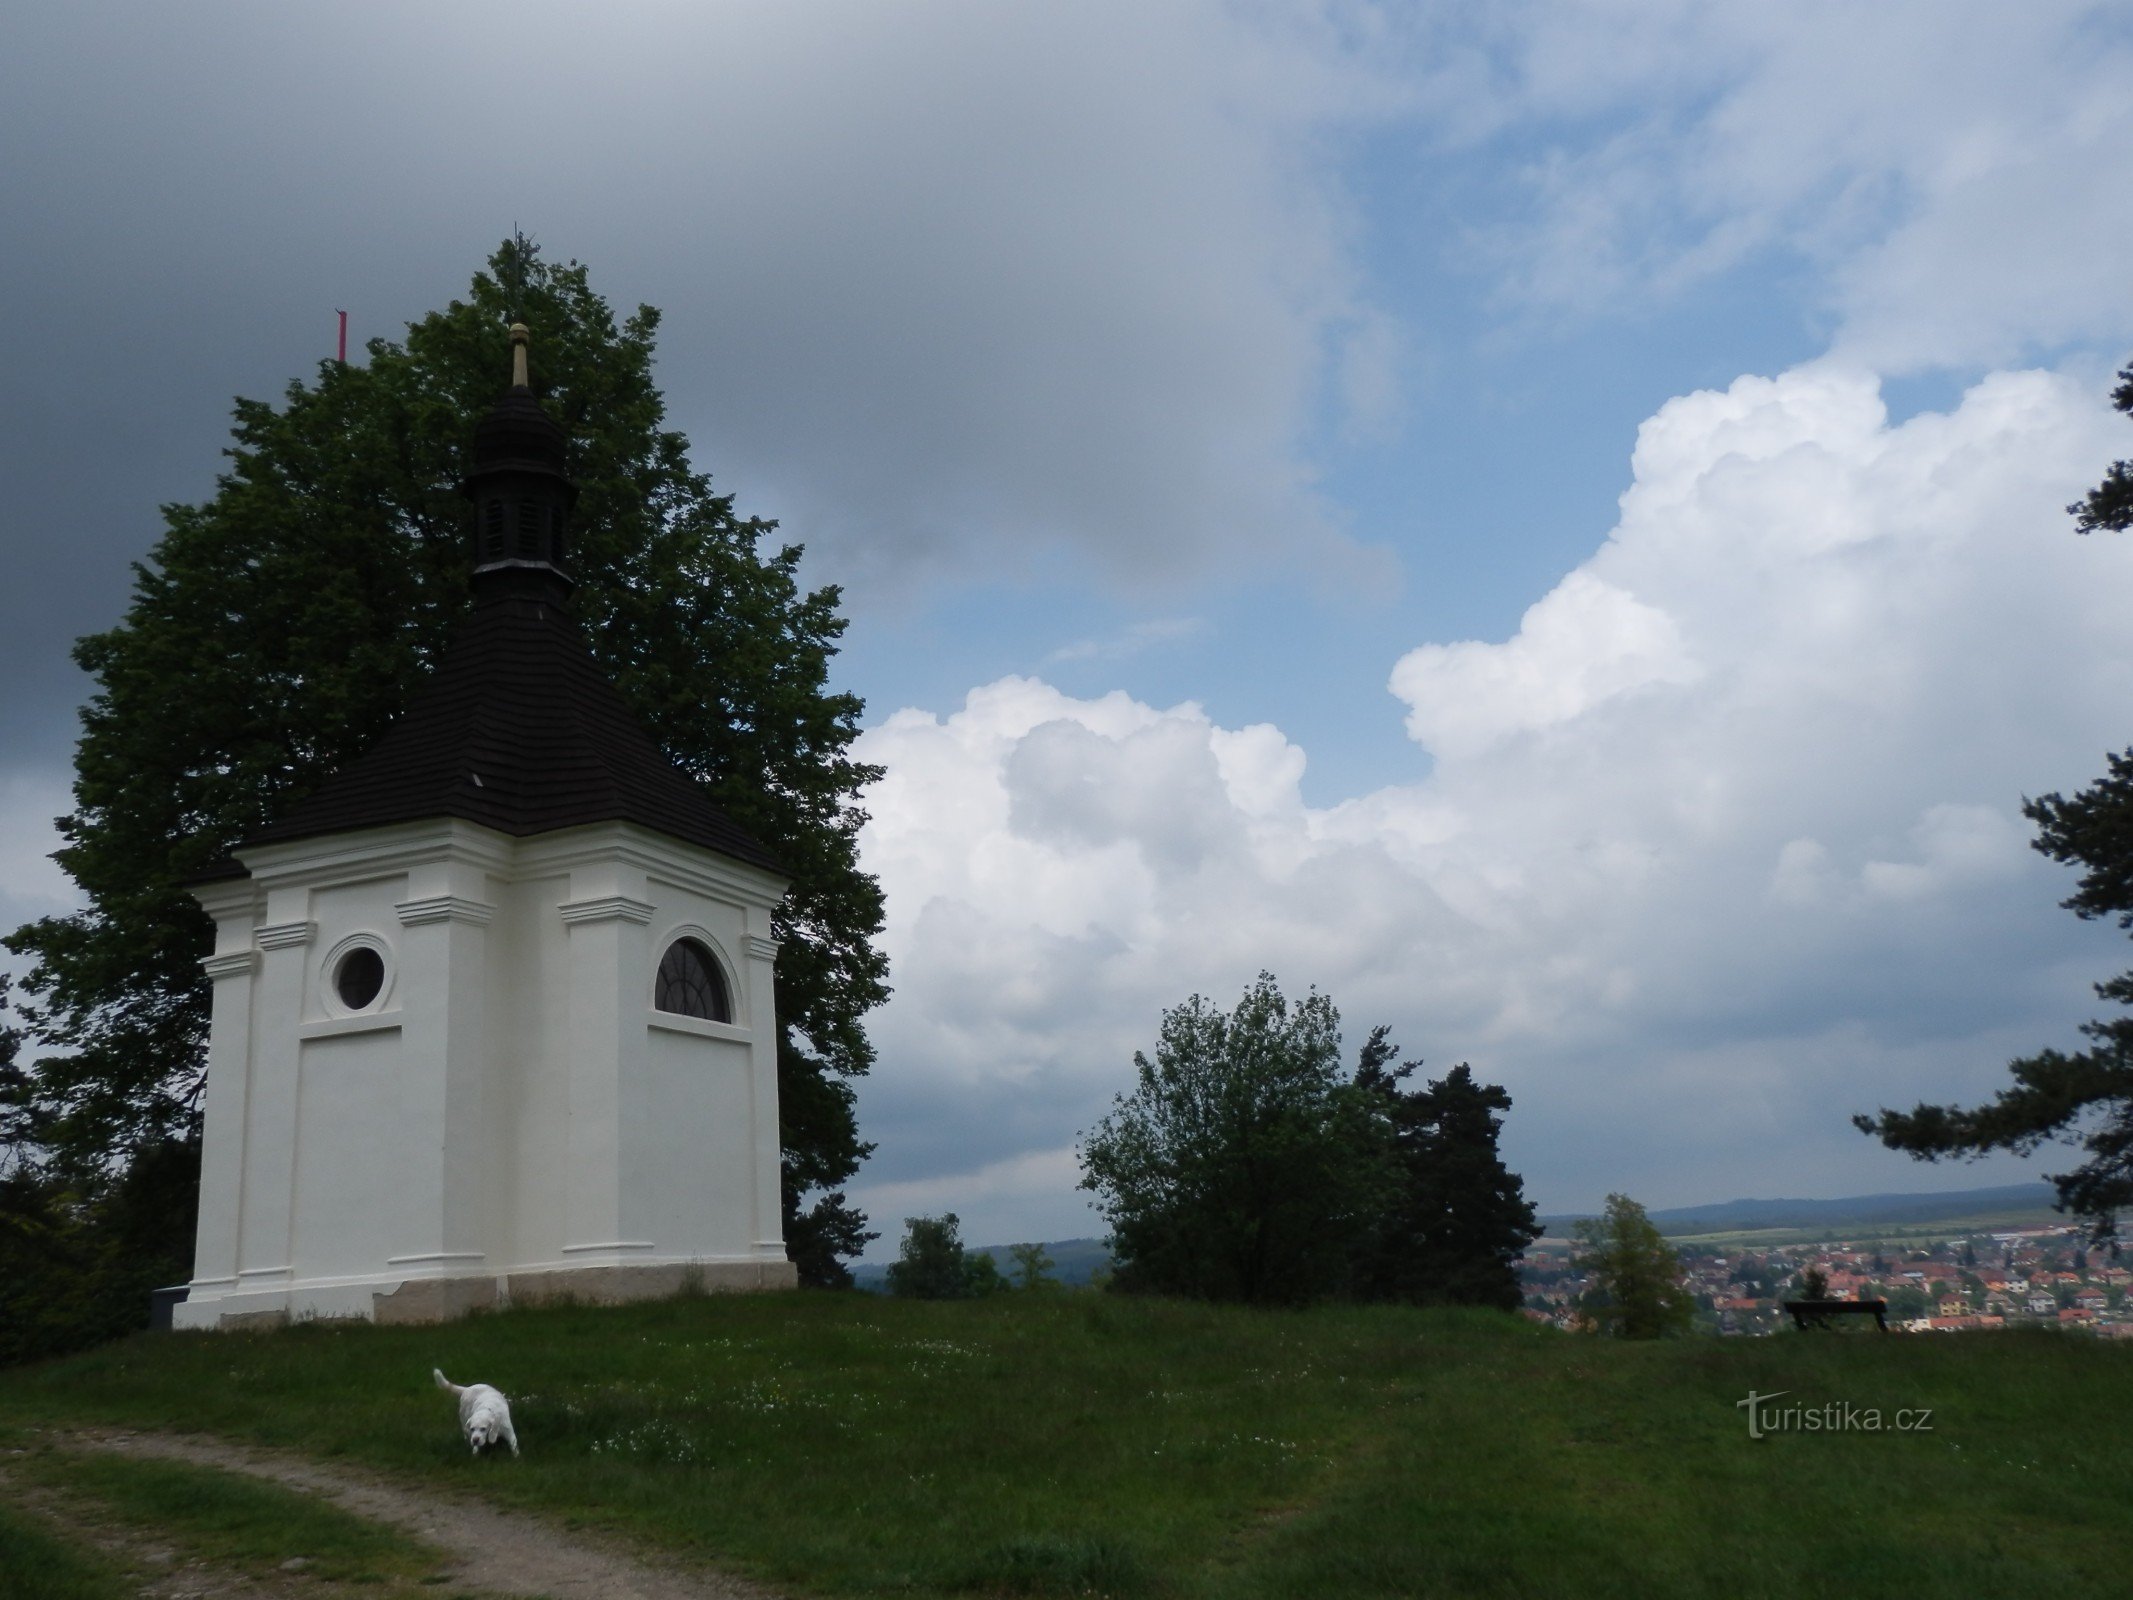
[241,585,783,874]
[216,333,779,879]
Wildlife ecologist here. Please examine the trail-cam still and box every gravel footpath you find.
[10,1430,781,1600]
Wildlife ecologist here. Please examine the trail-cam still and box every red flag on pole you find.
[336,309,348,365]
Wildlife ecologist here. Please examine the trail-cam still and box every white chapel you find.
[174,327,796,1329]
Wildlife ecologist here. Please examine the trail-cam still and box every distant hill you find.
[853,1237,1112,1292]
[1540,1181,2060,1240]
[855,1183,2066,1288]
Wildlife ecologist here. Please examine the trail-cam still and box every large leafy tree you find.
[3,241,886,1286]
[0,973,202,1363]
[1077,973,1389,1305]
[1855,362,2133,1244]
[1351,1029,1542,1310]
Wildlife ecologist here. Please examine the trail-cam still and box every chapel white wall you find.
[174,817,792,1330]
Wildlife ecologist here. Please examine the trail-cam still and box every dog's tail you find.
[433,1368,462,1396]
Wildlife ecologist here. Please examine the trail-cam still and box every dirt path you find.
[36,1430,783,1600]
[2,1465,316,1600]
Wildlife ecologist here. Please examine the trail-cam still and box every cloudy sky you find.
[6,3,2133,1250]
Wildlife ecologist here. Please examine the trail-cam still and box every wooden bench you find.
[1782,1298,1889,1332]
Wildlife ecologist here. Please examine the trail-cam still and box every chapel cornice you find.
[558,895,656,927]
[395,895,498,928]
[200,950,260,980]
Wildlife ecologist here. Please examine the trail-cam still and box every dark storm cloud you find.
[0,4,1392,815]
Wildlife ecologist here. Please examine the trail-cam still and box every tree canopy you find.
[1078,973,1385,1305]
[1855,360,2133,1243]
[2,240,887,1295]
[1077,973,1539,1308]
[1572,1193,1693,1339]
[1007,1241,1059,1291]
[885,1213,1002,1300]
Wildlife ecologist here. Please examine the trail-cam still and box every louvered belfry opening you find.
[462,322,578,602]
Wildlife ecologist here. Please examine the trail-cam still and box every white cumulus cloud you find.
[1390,570,1700,760]
[849,361,2133,1241]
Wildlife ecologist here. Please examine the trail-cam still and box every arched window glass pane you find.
[655,938,730,1023]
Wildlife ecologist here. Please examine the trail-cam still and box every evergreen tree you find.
[1351,1027,1541,1310]
[2,241,886,1286]
[1856,360,2133,1245]
[1572,1194,1693,1338]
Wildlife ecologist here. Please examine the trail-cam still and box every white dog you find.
[433,1368,519,1457]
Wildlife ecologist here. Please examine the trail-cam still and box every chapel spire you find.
[462,321,578,602]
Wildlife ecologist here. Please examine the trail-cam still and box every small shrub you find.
[1009,1242,1059,1291]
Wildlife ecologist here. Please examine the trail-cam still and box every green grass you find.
[3,1293,2131,1597]
[6,1445,451,1587]
[0,1498,135,1600]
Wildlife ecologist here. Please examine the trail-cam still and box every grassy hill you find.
[4,1291,2130,1597]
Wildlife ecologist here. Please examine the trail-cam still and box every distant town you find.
[913,1184,2133,1336]
[1519,1221,2133,1336]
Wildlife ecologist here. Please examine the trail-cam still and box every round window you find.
[335,946,386,1011]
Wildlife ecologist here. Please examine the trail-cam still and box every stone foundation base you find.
[173,1257,797,1331]
[372,1273,507,1325]
[505,1259,796,1308]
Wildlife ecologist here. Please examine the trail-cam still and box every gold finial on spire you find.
[509,322,530,389]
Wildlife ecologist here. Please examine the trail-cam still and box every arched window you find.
[655,937,731,1023]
